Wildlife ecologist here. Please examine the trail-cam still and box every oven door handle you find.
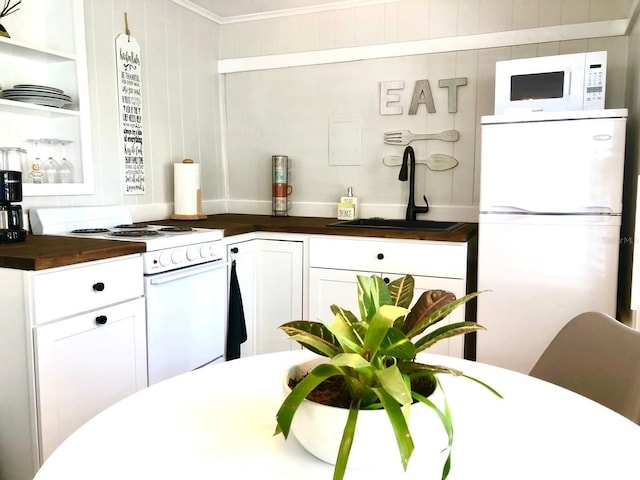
[149,260,227,285]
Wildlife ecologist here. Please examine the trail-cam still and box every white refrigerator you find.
[476,109,628,374]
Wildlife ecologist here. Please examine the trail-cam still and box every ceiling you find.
[186,0,384,20]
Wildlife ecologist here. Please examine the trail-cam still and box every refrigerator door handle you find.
[480,205,615,215]
[480,206,531,214]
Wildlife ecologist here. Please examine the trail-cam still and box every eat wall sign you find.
[380,78,467,115]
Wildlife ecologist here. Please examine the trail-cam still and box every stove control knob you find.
[200,245,210,258]
[158,253,171,267]
[187,246,199,261]
[172,249,185,264]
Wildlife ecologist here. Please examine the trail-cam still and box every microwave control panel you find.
[584,54,606,108]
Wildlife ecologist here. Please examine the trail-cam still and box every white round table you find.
[34,350,640,479]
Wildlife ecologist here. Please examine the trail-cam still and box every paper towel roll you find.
[171,159,207,220]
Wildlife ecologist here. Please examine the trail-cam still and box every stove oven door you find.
[144,259,227,385]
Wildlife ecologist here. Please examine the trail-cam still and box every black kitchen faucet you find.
[399,146,429,221]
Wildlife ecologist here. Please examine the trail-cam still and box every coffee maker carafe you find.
[0,147,28,243]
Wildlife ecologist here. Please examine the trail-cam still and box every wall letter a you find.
[409,79,435,115]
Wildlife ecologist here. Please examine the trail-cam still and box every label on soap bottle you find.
[337,203,355,220]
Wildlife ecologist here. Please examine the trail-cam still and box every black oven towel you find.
[226,259,247,360]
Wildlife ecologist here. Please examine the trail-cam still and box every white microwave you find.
[494,51,606,115]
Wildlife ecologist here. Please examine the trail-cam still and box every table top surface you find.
[35,350,640,480]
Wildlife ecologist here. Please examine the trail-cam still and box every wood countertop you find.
[0,235,146,271]
[148,214,478,242]
[0,214,476,271]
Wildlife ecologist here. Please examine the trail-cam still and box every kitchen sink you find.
[327,218,463,232]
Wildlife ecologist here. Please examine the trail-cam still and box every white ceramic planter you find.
[283,357,446,470]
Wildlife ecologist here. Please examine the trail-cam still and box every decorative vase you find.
[282,357,447,470]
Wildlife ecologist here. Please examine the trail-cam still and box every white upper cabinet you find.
[0,0,93,195]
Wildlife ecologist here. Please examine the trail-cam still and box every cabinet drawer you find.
[309,236,467,278]
[32,255,143,324]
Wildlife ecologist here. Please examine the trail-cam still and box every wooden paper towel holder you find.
[171,159,208,220]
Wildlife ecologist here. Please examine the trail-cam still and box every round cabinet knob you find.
[159,253,171,267]
[187,247,199,261]
[171,249,185,264]
[383,277,390,284]
[96,315,108,325]
[230,247,239,254]
[93,282,105,292]
[377,253,384,260]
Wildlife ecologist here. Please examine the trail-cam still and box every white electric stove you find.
[29,205,228,385]
[29,206,224,274]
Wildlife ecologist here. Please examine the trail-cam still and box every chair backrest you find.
[529,311,640,424]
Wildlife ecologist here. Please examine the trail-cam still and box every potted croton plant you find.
[275,274,501,480]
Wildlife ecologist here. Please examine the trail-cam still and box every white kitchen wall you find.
[16,0,637,222]
[21,0,225,221]
[219,0,633,58]
[221,0,631,219]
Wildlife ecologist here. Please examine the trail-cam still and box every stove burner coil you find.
[71,228,111,234]
[114,223,149,229]
[158,226,193,233]
[109,230,163,238]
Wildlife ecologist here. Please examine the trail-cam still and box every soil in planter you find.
[289,374,436,409]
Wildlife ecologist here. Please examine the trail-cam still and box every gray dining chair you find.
[529,311,640,425]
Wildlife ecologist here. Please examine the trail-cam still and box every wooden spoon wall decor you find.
[382,153,459,171]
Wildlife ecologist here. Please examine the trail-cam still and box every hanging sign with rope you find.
[115,13,145,194]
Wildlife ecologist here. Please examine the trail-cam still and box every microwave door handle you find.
[566,70,571,95]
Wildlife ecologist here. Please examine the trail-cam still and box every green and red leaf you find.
[388,275,414,309]
[414,321,486,353]
[279,320,341,357]
[404,291,483,339]
[402,290,456,336]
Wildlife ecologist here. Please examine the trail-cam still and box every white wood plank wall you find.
[22,0,225,220]
[220,0,634,219]
[17,0,640,224]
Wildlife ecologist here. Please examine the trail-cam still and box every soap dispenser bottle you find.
[337,187,359,220]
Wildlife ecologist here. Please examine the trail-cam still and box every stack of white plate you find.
[1,84,72,108]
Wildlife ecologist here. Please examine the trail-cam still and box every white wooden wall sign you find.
[116,32,145,194]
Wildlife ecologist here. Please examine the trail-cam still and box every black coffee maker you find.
[0,147,28,243]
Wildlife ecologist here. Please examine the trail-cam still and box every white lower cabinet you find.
[227,237,303,357]
[308,236,476,359]
[35,297,147,459]
[0,254,146,480]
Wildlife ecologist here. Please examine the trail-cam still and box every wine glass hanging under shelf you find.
[25,138,75,184]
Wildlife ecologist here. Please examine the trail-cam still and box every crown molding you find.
[170,0,400,24]
[216,0,401,24]
[172,0,639,33]
[170,0,223,23]
[626,0,640,34]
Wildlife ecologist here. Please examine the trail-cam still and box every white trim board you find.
[218,19,628,74]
